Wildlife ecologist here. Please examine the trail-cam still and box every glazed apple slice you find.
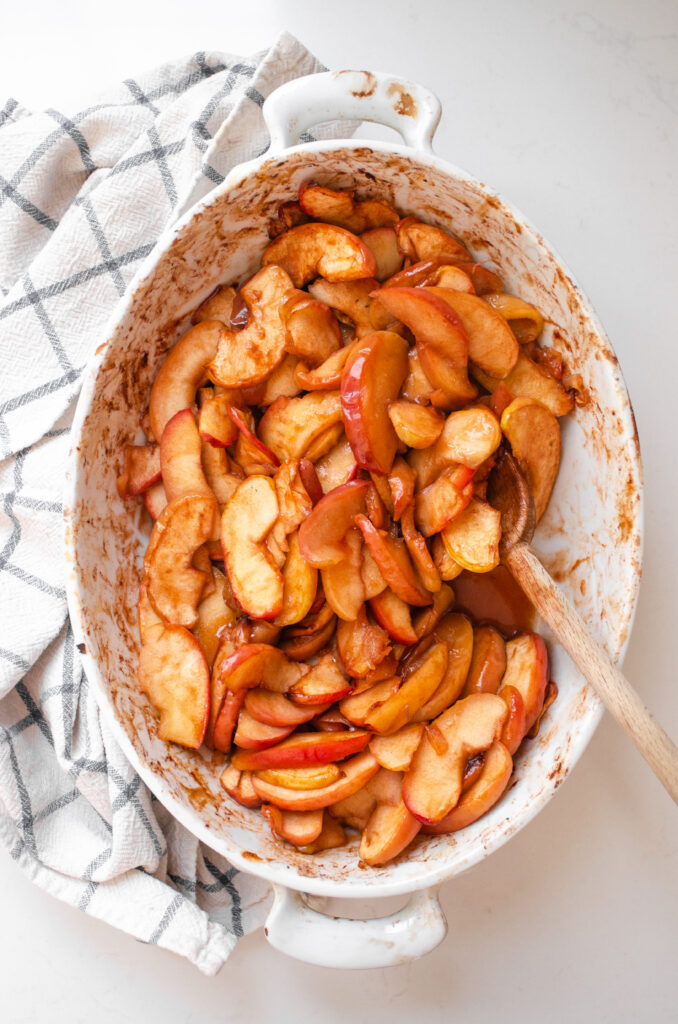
[422,740,513,834]
[259,391,343,462]
[340,330,409,474]
[299,183,399,232]
[321,527,366,621]
[211,689,245,754]
[212,642,303,695]
[339,676,400,727]
[440,498,502,573]
[137,586,210,748]
[160,409,217,504]
[257,764,342,791]
[366,641,449,735]
[434,406,503,470]
[412,612,474,721]
[412,583,455,640]
[462,626,507,697]
[193,284,236,325]
[355,513,431,606]
[299,815,347,853]
[328,783,378,830]
[500,397,561,522]
[472,352,574,418]
[192,567,236,667]
[206,266,296,388]
[429,264,475,293]
[220,765,262,808]
[143,493,217,627]
[414,465,475,537]
[387,401,444,449]
[387,457,416,521]
[116,444,161,499]
[282,293,342,364]
[245,689,330,729]
[361,227,403,280]
[262,805,325,847]
[275,531,318,628]
[361,547,388,600]
[294,340,359,391]
[369,588,418,645]
[424,287,519,378]
[201,444,242,506]
[143,481,168,520]
[402,693,508,823]
[400,506,442,593]
[359,797,422,866]
[308,278,381,337]
[281,613,338,662]
[501,633,549,735]
[149,320,225,441]
[315,436,358,493]
[228,405,280,467]
[198,391,238,447]
[297,479,372,568]
[288,654,352,706]
[335,607,392,679]
[395,218,469,263]
[234,709,294,750]
[221,476,284,619]
[484,292,544,344]
[250,750,379,811]
[431,534,463,581]
[498,685,527,755]
[261,222,377,286]
[369,723,425,772]
[232,729,370,771]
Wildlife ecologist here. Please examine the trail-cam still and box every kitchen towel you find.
[0,33,345,974]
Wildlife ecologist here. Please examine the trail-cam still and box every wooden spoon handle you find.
[506,541,678,805]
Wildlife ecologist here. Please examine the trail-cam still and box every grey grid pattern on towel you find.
[0,33,340,974]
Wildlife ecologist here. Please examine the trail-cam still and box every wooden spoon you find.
[488,450,678,804]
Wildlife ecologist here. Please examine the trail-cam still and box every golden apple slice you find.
[259,391,343,462]
[414,465,475,537]
[232,728,370,771]
[213,643,303,699]
[193,284,237,325]
[281,612,338,662]
[402,693,507,823]
[245,689,329,729]
[500,397,561,522]
[369,588,418,645]
[137,587,210,748]
[412,583,455,640]
[160,409,217,506]
[282,293,342,364]
[498,684,527,754]
[143,493,217,627]
[432,535,463,581]
[251,751,379,811]
[260,353,302,405]
[341,330,409,474]
[294,340,359,391]
[361,227,403,280]
[422,740,512,833]
[298,183,398,233]
[387,401,444,449]
[471,352,574,418]
[435,406,502,470]
[424,287,519,378]
[321,527,365,622]
[396,218,469,263]
[387,457,416,521]
[370,723,425,771]
[339,676,400,727]
[336,607,392,679]
[143,481,168,520]
[400,506,442,593]
[361,547,388,600]
[412,612,474,721]
[502,633,549,734]
[355,513,431,606]
[149,320,225,441]
[257,764,342,791]
[462,626,507,697]
[288,653,352,706]
[360,797,422,866]
[300,815,347,853]
[429,264,475,293]
[220,765,261,808]
[261,222,377,286]
[201,443,242,506]
[116,444,161,499]
[262,805,325,847]
[308,278,381,338]
[315,435,358,493]
[484,292,544,344]
[303,422,345,463]
[400,347,434,404]
[274,530,318,627]
[298,479,371,568]
[329,785,378,830]
[365,642,449,735]
[192,567,236,667]
[198,390,238,447]
[441,499,502,573]
[221,476,283,619]
[207,266,296,388]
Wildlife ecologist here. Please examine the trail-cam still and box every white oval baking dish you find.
[64,69,642,969]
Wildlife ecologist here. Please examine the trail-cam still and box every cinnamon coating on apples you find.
[120,182,576,865]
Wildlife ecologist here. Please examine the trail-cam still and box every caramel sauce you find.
[453,565,535,638]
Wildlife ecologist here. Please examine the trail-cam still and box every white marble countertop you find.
[1,1,677,1020]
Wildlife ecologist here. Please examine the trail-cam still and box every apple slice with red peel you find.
[259,391,343,462]
[315,436,358,493]
[365,642,448,734]
[370,723,425,772]
[270,459,314,552]
[424,287,519,378]
[355,513,431,607]
[298,183,398,233]
[369,588,418,645]
[297,458,323,506]
[294,340,359,391]
[220,765,261,808]
[339,676,400,727]
[361,547,388,600]
[143,482,167,520]
[312,707,352,732]
[201,444,242,506]
[192,567,236,667]
[336,606,392,679]
[257,764,342,791]
[193,284,236,325]
[361,227,403,280]
[340,330,409,474]
[251,750,379,811]
[388,401,444,449]
[149,320,224,441]
[213,643,303,695]
[144,493,217,627]
[234,709,294,750]
[422,740,513,834]
[320,527,365,622]
[412,612,474,721]
[137,588,210,748]
[414,466,475,538]
[402,693,507,823]
[261,222,377,286]
[396,218,469,263]
[360,798,422,866]
[212,689,245,753]
[440,498,502,573]
[367,477,391,526]
[262,805,325,847]
[206,266,296,387]
[160,409,216,505]
[116,444,161,499]
[412,583,455,639]
[228,404,280,467]
[498,685,527,755]
[400,506,442,593]
[245,689,330,729]
[232,728,370,772]
[500,397,561,522]
[472,352,574,418]
[285,596,334,638]
[198,391,238,447]
[221,476,284,620]
[501,633,549,734]
[388,456,416,520]
[462,625,507,697]
[282,293,342,365]
[297,479,372,568]
[288,653,352,706]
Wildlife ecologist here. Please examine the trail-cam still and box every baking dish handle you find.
[264,884,447,969]
[263,70,441,154]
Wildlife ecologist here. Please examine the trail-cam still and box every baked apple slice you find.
[369,588,418,645]
[498,685,527,755]
[232,729,370,771]
[462,626,507,696]
[282,293,342,365]
[422,740,513,834]
[365,641,449,734]
[149,320,224,441]
[220,765,262,808]
[395,217,469,263]
[472,352,574,418]
[116,444,161,499]
[424,287,519,378]
[143,493,217,627]
[198,391,238,447]
[341,330,409,474]
[275,530,318,628]
[245,689,329,729]
[212,643,303,695]
[261,222,376,286]
[434,406,502,470]
[298,479,372,568]
[160,409,216,504]
[193,284,236,325]
[207,266,296,388]
[250,751,379,811]
[360,796,422,866]
[294,340,359,391]
[262,805,325,847]
[234,710,294,750]
[400,506,442,593]
[211,688,245,754]
[361,227,403,280]
[501,633,549,735]
[315,436,358,493]
[321,527,365,622]
[298,183,399,233]
[259,391,343,462]
[414,465,475,538]
[228,405,280,468]
[221,476,284,620]
[484,292,544,344]
[257,764,341,791]
[192,567,236,667]
[440,498,502,573]
[412,582,455,639]
[412,612,474,721]
[339,676,400,727]
[335,606,392,679]
[500,397,561,522]
[387,401,444,449]
[355,513,431,606]
[369,722,425,771]
[308,278,380,337]
[288,654,352,706]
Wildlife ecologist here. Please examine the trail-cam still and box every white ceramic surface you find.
[64,69,642,968]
